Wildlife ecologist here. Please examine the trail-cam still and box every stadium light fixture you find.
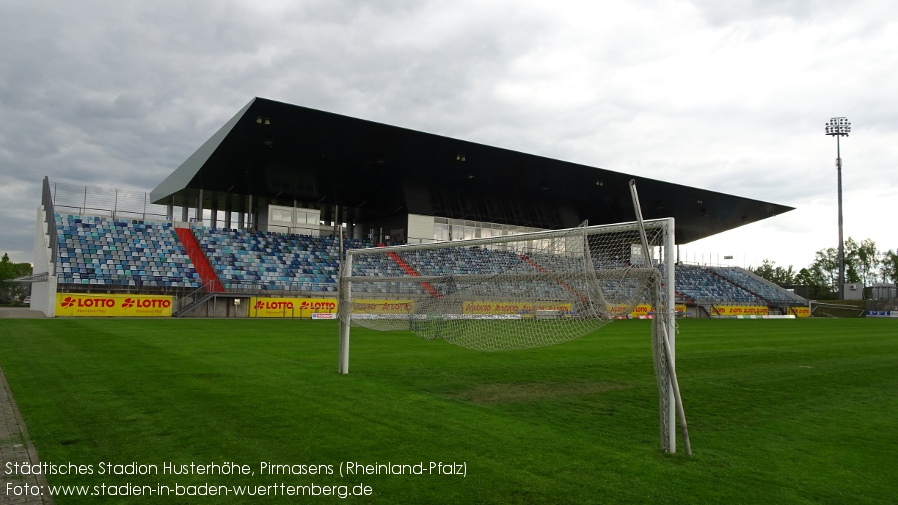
[825,116,850,299]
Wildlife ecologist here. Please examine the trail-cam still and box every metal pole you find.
[836,136,844,300]
[338,251,353,374]
[658,319,692,456]
[629,180,692,455]
[825,117,850,300]
[664,217,678,451]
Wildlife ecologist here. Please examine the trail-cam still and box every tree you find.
[844,237,880,286]
[881,249,898,284]
[749,259,795,286]
[795,266,831,299]
[797,240,896,300]
[0,253,10,279]
[0,253,33,304]
[811,247,839,295]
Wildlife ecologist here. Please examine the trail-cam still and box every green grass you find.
[0,318,896,504]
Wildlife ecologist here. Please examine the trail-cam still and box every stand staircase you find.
[175,227,224,293]
[387,251,440,297]
[174,227,226,316]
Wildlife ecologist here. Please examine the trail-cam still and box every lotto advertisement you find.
[55,293,173,317]
[248,297,338,318]
[622,304,688,319]
[248,298,418,318]
[461,301,572,315]
[711,305,770,317]
[461,301,687,318]
[349,300,414,314]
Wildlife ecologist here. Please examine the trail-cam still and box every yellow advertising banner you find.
[351,299,414,314]
[55,293,173,317]
[462,301,689,318]
[249,297,338,318]
[628,304,653,318]
[462,301,573,315]
[790,306,810,318]
[249,297,419,318]
[613,304,688,318]
[712,305,769,317]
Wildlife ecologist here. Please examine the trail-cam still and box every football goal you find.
[338,189,689,453]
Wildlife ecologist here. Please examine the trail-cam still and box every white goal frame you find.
[337,216,689,454]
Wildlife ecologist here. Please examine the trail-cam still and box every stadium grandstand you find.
[30,97,805,318]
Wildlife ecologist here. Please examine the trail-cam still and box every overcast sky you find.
[1,0,895,270]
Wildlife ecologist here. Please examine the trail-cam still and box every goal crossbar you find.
[341,268,653,284]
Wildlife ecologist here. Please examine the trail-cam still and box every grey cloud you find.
[0,0,896,264]
[688,0,838,25]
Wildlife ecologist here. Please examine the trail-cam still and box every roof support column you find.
[346,207,355,240]
[246,194,253,231]
[210,193,218,229]
[196,188,204,226]
[334,205,341,238]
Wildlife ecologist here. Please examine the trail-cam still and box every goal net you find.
[338,217,686,453]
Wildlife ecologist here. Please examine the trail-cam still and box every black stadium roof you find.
[151,97,793,244]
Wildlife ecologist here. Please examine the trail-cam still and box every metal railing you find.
[56,277,197,295]
[217,280,337,296]
[49,181,169,222]
[175,280,218,315]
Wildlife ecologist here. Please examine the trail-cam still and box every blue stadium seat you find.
[55,214,200,289]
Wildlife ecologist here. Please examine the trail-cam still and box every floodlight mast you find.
[825,117,850,300]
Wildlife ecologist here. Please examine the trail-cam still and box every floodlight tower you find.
[825,117,850,300]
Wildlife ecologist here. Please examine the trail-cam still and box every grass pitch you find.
[0,318,895,504]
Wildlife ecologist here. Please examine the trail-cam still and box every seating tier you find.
[196,228,370,292]
[55,214,199,288]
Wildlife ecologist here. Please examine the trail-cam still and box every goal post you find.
[631,180,690,455]
[338,217,688,453]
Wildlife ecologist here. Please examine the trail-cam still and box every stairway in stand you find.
[387,251,440,297]
[175,227,224,292]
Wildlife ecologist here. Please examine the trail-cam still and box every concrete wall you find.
[31,206,56,317]
[407,214,435,244]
